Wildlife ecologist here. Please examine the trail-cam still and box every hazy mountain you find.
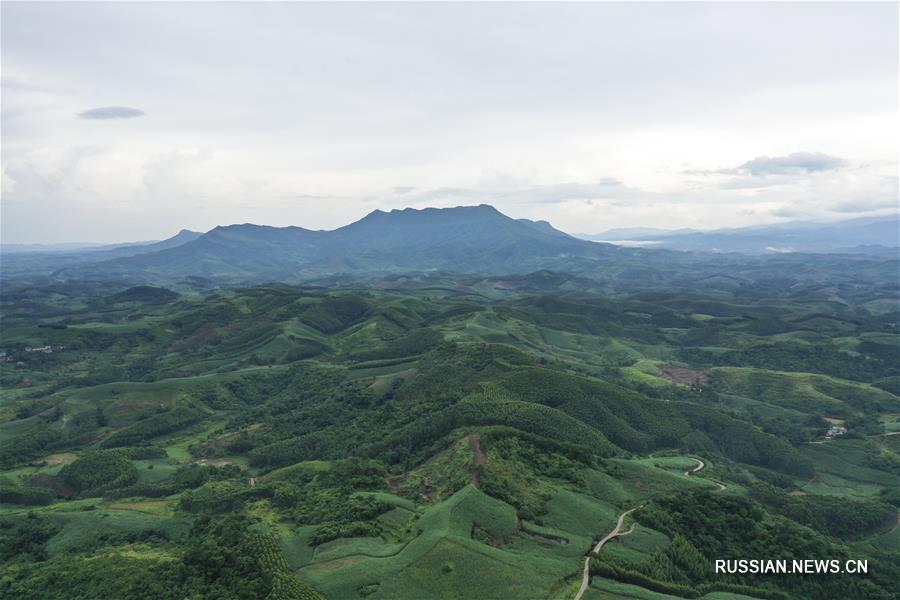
[0,230,202,257]
[7,206,896,290]
[55,205,610,281]
[576,227,697,240]
[1,242,117,254]
[0,229,204,282]
[97,229,204,258]
[577,215,899,254]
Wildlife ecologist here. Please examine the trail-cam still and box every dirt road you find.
[573,507,636,600]
[684,457,726,491]
[468,433,485,487]
[684,458,705,476]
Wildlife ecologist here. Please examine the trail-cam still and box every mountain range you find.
[28,205,613,282]
[578,214,899,254]
[2,205,898,287]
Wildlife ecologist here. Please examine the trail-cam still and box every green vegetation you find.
[58,450,138,494]
[1,269,898,599]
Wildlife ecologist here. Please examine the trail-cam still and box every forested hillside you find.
[1,270,898,599]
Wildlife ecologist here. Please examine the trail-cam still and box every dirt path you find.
[574,507,637,600]
[468,433,485,487]
[684,458,705,476]
[685,457,726,491]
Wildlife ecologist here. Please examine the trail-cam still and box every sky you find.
[1,2,898,244]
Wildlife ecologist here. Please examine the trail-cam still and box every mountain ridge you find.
[578,214,899,254]
[53,205,610,282]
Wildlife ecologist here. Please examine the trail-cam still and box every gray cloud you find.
[738,152,846,176]
[772,206,807,218]
[686,152,850,179]
[829,197,899,213]
[1,2,896,242]
[393,186,416,195]
[78,106,145,120]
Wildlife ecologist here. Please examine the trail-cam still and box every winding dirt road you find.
[684,457,726,491]
[573,508,637,600]
[684,458,705,476]
[571,458,729,598]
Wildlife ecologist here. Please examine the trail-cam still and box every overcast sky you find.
[2,2,897,243]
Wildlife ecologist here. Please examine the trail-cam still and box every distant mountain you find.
[0,229,204,282]
[0,230,202,257]
[577,215,899,254]
[56,205,609,281]
[1,230,203,255]
[96,229,204,258]
[7,206,897,290]
[1,242,116,254]
[576,227,697,240]
[516,218,575,238]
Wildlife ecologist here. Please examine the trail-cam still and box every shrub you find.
[58,450,138,494]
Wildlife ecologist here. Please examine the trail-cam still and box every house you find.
[825,425,847,438]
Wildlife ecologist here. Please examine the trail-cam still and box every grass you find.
[104,500,173,516]
[279,523,319,570]
[851,513,900,554]
[540,487,618,543]
[133,459,179,482]
[603,524,671,564]
[354,491,419,512]
[586,578,763,600]
[800,440,897,497]
[294,486,585,600]
[162,417,229,464]
[607,459,717,499]
[44,509,192,557]
[634,456,701,472]
[712,367,900,418]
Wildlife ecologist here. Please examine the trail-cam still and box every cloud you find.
[828,197,899,213]
[738,152,846,176]
[500,180,625,204]
[278,193,352,201]
[681,167,738,176]
[394,180,631,207]
[393,186,415,195]
[2,3,897,242]
[772,206,807,218]
[78,106,145,120]
[685,152,849,180]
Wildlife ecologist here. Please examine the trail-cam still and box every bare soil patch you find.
[38,453,78,466]
[658,366,709,386]
[467,433,485,487]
